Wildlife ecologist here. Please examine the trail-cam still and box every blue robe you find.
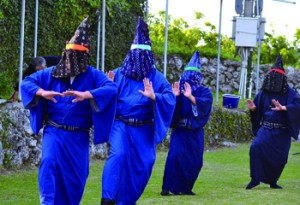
[249,88,300,185]
[21,66,117,205]
[102,68,176,205]
[162,85,213,194]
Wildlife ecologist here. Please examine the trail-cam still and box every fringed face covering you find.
[179,70,202,92]
[262,70,288,94]
[52,49,90,78]
[120,49,154,81]
[261,54,288,94]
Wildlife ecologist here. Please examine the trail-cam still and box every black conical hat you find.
[68,16,90,49]
[272,54,284,70]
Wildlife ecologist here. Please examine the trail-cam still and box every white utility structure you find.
[232,0,265,98]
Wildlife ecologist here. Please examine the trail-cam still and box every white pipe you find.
[243,49,248,98]
[273,0,296,4]
[238,49,244,95]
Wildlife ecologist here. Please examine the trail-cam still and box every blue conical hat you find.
[131,16,152,50]
[184,50,201,72]
[180,50,202,92]
[120,16,154,81]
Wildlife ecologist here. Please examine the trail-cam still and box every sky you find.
[147,0,300,41]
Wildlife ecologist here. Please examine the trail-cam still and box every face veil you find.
[261,70,288,94]
[52,49,90,78]
[261,54,289,94]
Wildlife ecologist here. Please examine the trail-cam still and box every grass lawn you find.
[1,142,300,205]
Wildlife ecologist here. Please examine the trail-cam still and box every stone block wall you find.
[1,56,300,168]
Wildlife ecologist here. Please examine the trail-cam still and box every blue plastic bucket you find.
[222,94,240,109]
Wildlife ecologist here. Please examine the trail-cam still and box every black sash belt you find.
[115,115,153,126]
[262,121,287,129]
[46,119,90,132]
[177,118,191,129]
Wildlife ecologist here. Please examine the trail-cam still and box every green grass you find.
[1,142,300,205]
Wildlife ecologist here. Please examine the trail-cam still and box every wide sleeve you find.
[89,69,117,144]
[190,87,213,129]
[152,74,176,144]
[21,68,52,134]
[286,88,300,140]
[170,96,182,128]
[249,91,262,136]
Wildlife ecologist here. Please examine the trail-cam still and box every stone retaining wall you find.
[1,56,300,168]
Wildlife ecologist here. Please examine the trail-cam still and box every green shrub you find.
[204,106,253,147]
[0,110,12,168]
[157,106,254,151]
[0,71,15,98]
[0,0,145,90]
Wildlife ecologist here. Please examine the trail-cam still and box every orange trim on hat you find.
[66,44,89,51]
[270,68,285,75]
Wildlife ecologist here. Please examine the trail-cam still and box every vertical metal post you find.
[244,0,254,17]
[256,0,262,94]
[96,10,101,70]
[18,0,26,100]
[34,0,38,57]
[146,0,149,23]
[216,0,223,105]
[163,0,169,77]
[101,0,106,72]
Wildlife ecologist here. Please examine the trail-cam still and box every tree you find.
[0,0,145,97]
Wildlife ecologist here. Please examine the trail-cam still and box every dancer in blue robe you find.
[21,17,117,205]
[246,54,300,189]
[161,50,213,196]
[101,17,176,205]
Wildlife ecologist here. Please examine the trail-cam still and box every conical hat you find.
[184,50,201,72]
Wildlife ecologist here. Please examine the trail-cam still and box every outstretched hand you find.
[172,82,180,96]
[271,99,287,111]
[182,82,192,98]
[62,90,92,103]
[38,90,63,103]
[106,70,115,81]
[37,88,93,103]
[181,82,196,105]
[246,99,256,111]
[139,78,155,101]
